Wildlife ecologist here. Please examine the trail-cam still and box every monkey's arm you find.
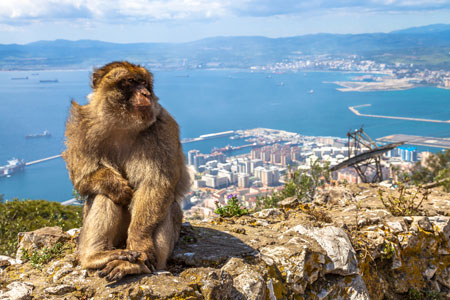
[76,167,134,206]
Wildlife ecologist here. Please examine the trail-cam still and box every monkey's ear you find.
[91,67,108,89]
[91,61,128,89]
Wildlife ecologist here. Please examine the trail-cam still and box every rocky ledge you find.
[0,184,449,299]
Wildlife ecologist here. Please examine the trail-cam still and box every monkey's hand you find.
[99,260,151,282]
[78,167,134,206]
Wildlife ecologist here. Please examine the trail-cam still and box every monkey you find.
[62,61,190,281]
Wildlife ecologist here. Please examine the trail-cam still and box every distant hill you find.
[0,24,449,70]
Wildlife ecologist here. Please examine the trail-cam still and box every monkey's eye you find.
[127,78,137,84]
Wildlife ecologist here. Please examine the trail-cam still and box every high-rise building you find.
[188,149,200,166]
[238,174,250,188]
[202,174,217,188]
[261,169,274,186]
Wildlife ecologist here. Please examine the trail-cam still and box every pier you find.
[25,154,62,166]
[181,130,235,144]
[349,104,450,123]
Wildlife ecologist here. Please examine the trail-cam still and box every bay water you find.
[0,69,449,201]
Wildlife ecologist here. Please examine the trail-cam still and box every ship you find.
[39,79,58,83]
[0,158,26,177]
[308,89,314,94]
[11,77,28,80]
[25,130,52,139]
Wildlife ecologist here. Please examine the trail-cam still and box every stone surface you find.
[16,226,70,259]
[287,225,358,276]
[0,184,449,300]
[0,282,33,300]
[44,284,76,295]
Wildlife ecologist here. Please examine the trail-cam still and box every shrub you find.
[256,159,330,209]
[378,183,429,216]
[0,199,82,257]
[21,242,67,269]
[214,194,248,217]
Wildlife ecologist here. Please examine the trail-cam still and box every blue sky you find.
[0,0,449,44]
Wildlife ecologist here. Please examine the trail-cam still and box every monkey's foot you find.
[113,250,141,263]
[98,260,151,282]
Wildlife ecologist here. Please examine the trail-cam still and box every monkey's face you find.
[92,62,161,131]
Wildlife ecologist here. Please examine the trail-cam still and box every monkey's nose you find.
[137,86,150,98]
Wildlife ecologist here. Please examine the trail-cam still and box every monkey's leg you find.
[79,195,140,269]
[153,201,183,270]
[98,202,181,281]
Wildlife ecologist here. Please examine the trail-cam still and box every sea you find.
[0,69,449,202]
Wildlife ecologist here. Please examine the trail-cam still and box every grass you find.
[0,199,82,257]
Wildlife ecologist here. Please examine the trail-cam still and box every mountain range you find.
[1,24,450,70]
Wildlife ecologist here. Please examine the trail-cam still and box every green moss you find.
[0,199,82,256]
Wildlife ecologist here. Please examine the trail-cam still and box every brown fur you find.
[62,61,190,281]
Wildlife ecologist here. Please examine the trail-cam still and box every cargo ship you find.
[0,158,26,177]
[39,79,58,83]
[26,130,52,139]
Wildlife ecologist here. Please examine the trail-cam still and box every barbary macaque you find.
[63,61,190,281]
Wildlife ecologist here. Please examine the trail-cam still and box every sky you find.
[0,0,449,44]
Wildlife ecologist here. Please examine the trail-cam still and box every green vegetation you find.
[378,183,429,216]
[410,149,450,192]
[21,242,67,269]
[214,194,249,217]
[0,199,82,257]
[407,288,440,300]
[257,159,330,209]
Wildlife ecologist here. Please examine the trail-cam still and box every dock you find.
[377,134,450,149]
[182,130,235,144]
[26,155,62,166]
[349,104,450,123]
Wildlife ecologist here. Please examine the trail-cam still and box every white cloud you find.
[0,0,448,24]
[0,0,228,23]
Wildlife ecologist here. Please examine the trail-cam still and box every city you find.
[182,128,426,219]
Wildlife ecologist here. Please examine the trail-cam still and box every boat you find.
[11,77,28,80]
[308,89,314,94]
[25,130,52,139]
[0,158,26,177]
[39,79,58,83]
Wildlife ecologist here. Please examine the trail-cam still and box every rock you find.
[0,184,448,300]
[287,225,358,275]
[252,208,284,220]
[16,227,70,258]
[429,216,450,240]
[0,282,34,300]
[65,228,80,238]
[44,284,75,295]
[278,196,300,208]
[423,264,438,280]
[180,268,236,299]
[138,275,201,299]
[222,258,266,300]
[260,237,326,294]
[172,226,255,267]
[314,187,354,206]
[437,266,450,289]
[386,220,406,234]
[410,216,433,232]
[0,255,22,266]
